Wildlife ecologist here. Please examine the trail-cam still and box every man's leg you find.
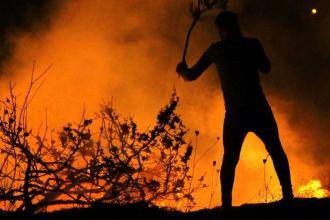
[221,112,247,208]
[253,109,294,200]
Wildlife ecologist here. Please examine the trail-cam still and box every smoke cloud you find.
[0,0,59,68]
[0,0,328,207]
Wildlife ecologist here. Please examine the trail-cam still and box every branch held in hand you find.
[181,0,228,63]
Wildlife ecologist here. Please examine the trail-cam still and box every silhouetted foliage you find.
[0,70,203,213]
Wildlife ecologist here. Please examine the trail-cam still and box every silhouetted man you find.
[176,11,294,209]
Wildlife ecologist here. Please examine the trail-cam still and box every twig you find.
[181,0,228,62]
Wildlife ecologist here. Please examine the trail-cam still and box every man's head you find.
[215,11,242,40]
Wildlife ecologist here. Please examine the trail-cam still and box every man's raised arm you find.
[176,50,212,81]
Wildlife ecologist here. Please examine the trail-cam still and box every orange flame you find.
[298,179,329,198]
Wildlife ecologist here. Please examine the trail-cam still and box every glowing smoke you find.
[0,0,328,208]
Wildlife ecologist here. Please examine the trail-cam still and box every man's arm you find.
[176,49,212,81]
[255,40,271,74]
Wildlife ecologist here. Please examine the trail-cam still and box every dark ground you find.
[0,198,329,220]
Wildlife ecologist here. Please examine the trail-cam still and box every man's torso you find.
[207,37,269,111]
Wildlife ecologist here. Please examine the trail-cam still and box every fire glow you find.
[0,0,328,210]
[298,180,329,199]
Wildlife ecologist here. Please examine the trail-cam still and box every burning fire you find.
[298,180,329,198]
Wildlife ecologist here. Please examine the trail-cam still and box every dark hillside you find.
[0,198,329,220]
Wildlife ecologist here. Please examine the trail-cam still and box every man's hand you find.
[176,61,189,81]
[176,62,188,75]
[176,61,188,74]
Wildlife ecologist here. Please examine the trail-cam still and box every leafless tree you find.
[0,67,203,213]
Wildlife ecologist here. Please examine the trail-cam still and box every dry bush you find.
[0,69,204,213]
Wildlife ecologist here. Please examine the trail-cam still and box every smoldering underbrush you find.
[0,68,205,213]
